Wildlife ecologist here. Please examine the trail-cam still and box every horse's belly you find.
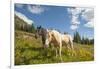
[51,40,59,47]
[62,40,68,46]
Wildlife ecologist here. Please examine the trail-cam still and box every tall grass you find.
[15,31,94,65]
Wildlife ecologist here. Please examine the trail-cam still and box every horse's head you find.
[44,29,52,48]
[35,26,42,39]
[35,26,51,48]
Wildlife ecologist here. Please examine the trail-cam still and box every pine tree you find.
[81,36,85,44]
[73,31,81,44]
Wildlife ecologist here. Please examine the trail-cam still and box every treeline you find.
[15,15,35,33]
[73,31,94,45]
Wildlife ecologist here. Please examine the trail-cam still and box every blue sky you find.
[15,4,94,39]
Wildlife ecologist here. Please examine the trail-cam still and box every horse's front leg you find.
[59,43,63,62]
[55,48,58,58]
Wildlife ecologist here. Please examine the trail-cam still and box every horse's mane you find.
[37,26,69,36]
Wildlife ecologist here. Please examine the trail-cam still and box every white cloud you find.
[67,8,84,30]
[67,7,94,30]
[15,11,33,25]
[67,8,84,16]
[15,4,24,8]
[27,5,45,14]
[84,19,94,28]
[72,16,80,25]
[70,25,78,30]
[81,8,94,28]
[67,8,84,25]
[81,8,94,21]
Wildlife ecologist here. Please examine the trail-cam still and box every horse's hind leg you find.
[66,44,71,56]
[69,41,76,56]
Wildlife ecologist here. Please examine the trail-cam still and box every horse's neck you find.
[51,30,61,41]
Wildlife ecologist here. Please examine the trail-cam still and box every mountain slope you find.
[15,15,35,33]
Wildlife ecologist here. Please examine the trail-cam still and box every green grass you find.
[15,30,94,65]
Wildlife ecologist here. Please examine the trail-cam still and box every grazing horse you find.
[35,26,48,46]
[35,27,74,62]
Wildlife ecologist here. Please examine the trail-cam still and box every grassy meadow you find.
[15,30,94,65]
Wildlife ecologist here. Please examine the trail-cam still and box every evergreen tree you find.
[73,31,81,44]
[81,36,85,44]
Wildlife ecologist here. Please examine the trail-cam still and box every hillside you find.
[15,30,94,65]
[15,15,35,33]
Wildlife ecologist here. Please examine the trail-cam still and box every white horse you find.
[44,29,74,61]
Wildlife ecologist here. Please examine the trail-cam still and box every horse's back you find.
[50,30,62,45]
[61,34,73,44]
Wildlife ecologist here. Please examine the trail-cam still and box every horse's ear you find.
[46,29,49,33]
[38,26,42,29]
